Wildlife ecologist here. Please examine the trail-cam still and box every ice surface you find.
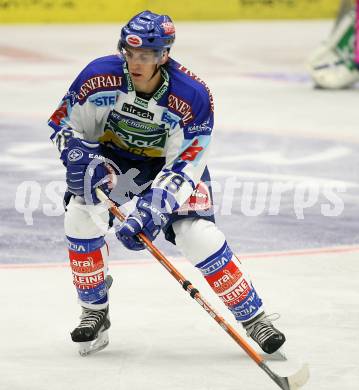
[0,21,358,390]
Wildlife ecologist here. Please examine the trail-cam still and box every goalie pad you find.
[307,6,359,89]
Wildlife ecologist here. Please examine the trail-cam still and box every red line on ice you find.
[1,245,359,270]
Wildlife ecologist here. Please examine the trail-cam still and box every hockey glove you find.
[65,138,112,204]
[115,189,172,251]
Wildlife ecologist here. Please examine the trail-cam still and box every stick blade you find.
[260,362,310,390]
[287,363,310,389]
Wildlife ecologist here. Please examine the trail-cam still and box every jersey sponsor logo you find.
[71,258,96,273]
[101,111,168,157]
[205,261,243,295]
[201,256,230,276]
[126,34,143,47]
[124,70,135,92]
[153,83,168,102]
[68,148,83,162]
[177,65,214,112]
[178,181,212,212]
[69,249,104,274]
[180,139,203,161]
[88,153,106,160]
[89,95,116,107]
[67,241,86,252]
[108,111,160,133]
[73,270,105,289]
[122,102,154,120]
[77,75,122,101]
[108,110,123,122]
[71,258,97,269]
[161,110,180,129]
[187,119,212,134]
[141,201,169,224]
[134,96,148,108]
[116,129,164,148]
[219,279,250,307]
[198,244,233,276]
[161,22,175,35]
[168,94,194,126]
[230,289,263,321]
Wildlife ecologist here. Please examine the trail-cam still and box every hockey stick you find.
[96,188,309,390]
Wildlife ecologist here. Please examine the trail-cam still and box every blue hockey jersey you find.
[48,54,214,207]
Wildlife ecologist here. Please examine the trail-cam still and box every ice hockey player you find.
[308,0,359,88]
[48,10,286,356]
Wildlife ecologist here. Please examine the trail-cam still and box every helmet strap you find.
[149,64,161,80]
[149,48,169,80]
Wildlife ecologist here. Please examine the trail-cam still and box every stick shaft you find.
[97,189,264,365]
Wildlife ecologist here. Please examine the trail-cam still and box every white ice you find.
[0,21,358,390]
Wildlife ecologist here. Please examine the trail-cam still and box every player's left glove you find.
[115,190,172,251]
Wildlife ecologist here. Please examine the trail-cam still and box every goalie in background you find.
[307,0,359,89]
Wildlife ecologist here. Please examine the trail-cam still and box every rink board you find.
[0,0,341,23]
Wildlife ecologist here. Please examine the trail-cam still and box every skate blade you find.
[78,330,109,357]
[261,347,287,361]
[271,348,287,361]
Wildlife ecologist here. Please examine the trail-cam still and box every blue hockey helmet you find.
[119,10,175,52]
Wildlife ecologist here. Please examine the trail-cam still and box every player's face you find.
[123,47,167,83]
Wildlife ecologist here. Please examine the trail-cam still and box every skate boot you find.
[243,313,286,354]
[71,306,111,356]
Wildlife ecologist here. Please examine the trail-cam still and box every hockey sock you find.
[195,241,264,323]
[67,236,109,309]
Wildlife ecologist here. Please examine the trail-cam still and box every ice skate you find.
[244,313,286,355]
[71,306,111,356]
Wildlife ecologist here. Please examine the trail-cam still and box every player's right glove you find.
[115,189,171,251]
[64,138,112,204]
